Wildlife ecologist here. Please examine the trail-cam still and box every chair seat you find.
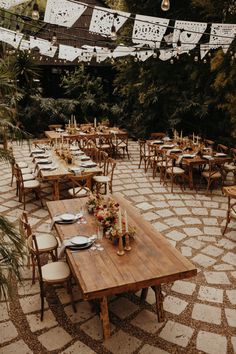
[17,162,28,168]
[68,187,90,197]
[23,180,40,188]
[22,173,35,181]
[36,234,58,251]
[230,210,236,219]
[166,167,185,174]
[42,261,70,283]
[100,144,111,149]
[157,161,170,167]
[202,171,221,179]
[21,168,32,175]
[93,175,111,183]
[113,142,127,148]
[224,164,236,171]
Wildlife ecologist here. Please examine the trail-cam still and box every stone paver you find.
[0,321,18,344]
[61,341,96,354]
[103,330,142,354]
[131,310,164,334]
[198,286,223,303]
[159,321,194,347]
[26,310,58,332]
[192,303,221,325]
[204,271,230,285]
[196,331,227,354]
[163,295,188,315]
[0,340,33,354]
[225,308,236,327]
[226,290,236,305]
[138,345,169,354]
[171,280,196,296]
[38,327,72,351]
[191,254,217,267]
[109,297,138,319]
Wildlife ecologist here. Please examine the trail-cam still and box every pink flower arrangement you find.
[94,198,119,230]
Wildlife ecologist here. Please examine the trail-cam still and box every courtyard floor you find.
[0,141,235,354]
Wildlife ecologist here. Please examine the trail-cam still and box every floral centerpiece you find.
[94,198,119,232]
[86,193,103,214]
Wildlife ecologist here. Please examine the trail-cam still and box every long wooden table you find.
[47,193,197,339]
[36,151,101,200]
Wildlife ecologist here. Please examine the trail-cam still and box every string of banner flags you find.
[0,0,235,62]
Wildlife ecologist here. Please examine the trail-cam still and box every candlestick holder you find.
[124,232,131,251]
[117,232,125,256]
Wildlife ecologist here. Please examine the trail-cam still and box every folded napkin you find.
[58,237,94,258]
[50,213,82,230]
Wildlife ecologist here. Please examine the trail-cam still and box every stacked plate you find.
[55,213,81,224]
[80,162,97,168]
[67,236,93,250]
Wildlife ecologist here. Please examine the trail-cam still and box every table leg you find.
[151,285,165,322]
[188,165,194,190]
[53,180,60,200]
[100,297,110,339]
[140,288,149,304]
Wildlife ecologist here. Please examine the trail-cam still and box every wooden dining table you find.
[36,150,101,200]
[47,193,197,339]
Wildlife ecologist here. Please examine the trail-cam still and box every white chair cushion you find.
[202,171,221,178]
[36,234,58,251]
[230,210,236,219]
[93,176,110,183]
[166,167,185,174]
[22,173,35,181]
[100,144,110,149]
[23,180,40,188]
[68,187,90,197]
[17,162,28,168]
[42,261,70,282]
[21,168,32,175]
[224,164,236,171]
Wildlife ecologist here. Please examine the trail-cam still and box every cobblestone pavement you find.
[0,141,235,354]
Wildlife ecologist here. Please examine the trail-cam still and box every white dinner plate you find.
[70,236,90,246]
[81,156,90,161]
[80,162,97,168]
[37,159,51,164]
[60,213,76,221]
[215,153,227,157]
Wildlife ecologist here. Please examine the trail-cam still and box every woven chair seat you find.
[68,187,90,197]
[36,234,58,252]
[23,180,40,188]
[166,166,185,175]
[22,173,35,181]
[42,261,70,283]
[202,171,221,179]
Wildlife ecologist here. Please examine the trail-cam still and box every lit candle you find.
[180,131,183,140]
[193,132,195,143]
[55,138,58,147]
[125,210,128,233]
[94,118,97,128]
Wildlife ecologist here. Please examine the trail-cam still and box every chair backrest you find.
[68,173,92,197]
[230,148,236,164]
[19,211,32,239]
[113,133,128,148]
[207,158,225,177]
[204,139,215,148]
[105,158,116,180]
[15,164,24,188]
[98,133,112,147]
[138,139,146,157]
[150,132,166,139]
[97,150,108,171]
[28,234,43,281]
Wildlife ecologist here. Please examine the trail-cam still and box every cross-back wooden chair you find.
[15,165,43,210]
[93,158,116,194]
[138,139,149,172]
[163,154,187,193]
[96,150,108,172]
[204,139,215,149]
[201,158,225,193]
[97,133,113,156]
[19,211,58,284]
[112,133,129,158]
[67,172,92,198]
[222,148,236,185]
[217,144,229,154]
[28,234,76,321]
[222,186,236,235]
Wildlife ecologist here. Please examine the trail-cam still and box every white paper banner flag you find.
[89,6,130,37]
[58,44,82,61]
[209,23,236,53]
[0,0,28,8]
[30,36,57,57]
[44,0,87,27]
[0,26,23,48]
[172,20,207,54]
[132,14,169,48]
[19,38,30,51]
[112,45,135,58]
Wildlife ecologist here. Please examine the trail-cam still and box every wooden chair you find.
[204,139,215,149]
[10,156,29,187]
[93,158,116,194]
[97,133,113,156]
[96,150,108,171]
[163,154,187,193]
[48,124,63,131]
[222,186,236,235]
[150,132,166,140]
[31,139,51,149]
[112,133,129,158]
[19,211,58,284]
[67,173,92,198]
[201,158,225,193]
[138,139,149,172]
[15,165,43,210]
[80,134,97,151]
[222,148,236,185]
[28,234,76,321]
